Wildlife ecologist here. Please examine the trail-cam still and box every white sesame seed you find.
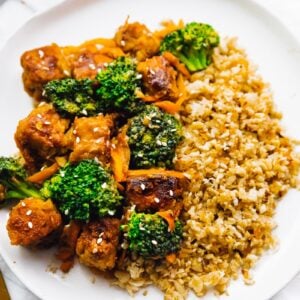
[103,62,108,67]
[136,74,142,79]
[21,202,26,207]
[149,69,155,75]
[37,114,42,119]
[76,137,81,144]
[151,240,158,245]
[93,127,100,133]
[26,210,32,216]
[111,144,116,149]
[96,138,102,144]
[108,210,115,216]
[28,222,33,229]
[140,183,146,190]
[64,209,69,215]
[154,197,160,203]
[120,40,126,46]
[156,140,162,146]
[137,153,143,157]
[44,121,51,125]
[92,248,98,254]
[101,182,108,189]
[97,238,103,244]
[161,142,167,147]
[96,44,103,50]
[81,109,88,115]
[73,129,77,135]
[38,50,44,58]
[233,198,239,206]
[63,70,70,76]
[99,232,104,238]
[169,190,174,196]
[89,63,96,70]
[42,90,46,97]
[38,101,46,107]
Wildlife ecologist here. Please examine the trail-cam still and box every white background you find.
[0,0,299,299]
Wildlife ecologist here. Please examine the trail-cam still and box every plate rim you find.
[0,0,300,299]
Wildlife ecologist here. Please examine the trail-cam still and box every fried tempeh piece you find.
[137,56,179,101]
[6,198,62,247]
[56,221,82,273]
[21,44,71,101]
[114,21,160,61]
[69,114,114,165]
[126,172,188,217]
[14,103,70,172]
[76,218,120,271]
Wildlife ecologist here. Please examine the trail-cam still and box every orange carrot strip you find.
[163,51,190,78]
[166,253,177,264]
[154,101,179,114]
[111,127,130,182]
[27,163,59,184]
[157,210,175,232]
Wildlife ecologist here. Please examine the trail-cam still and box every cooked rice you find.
[113,37,300,299]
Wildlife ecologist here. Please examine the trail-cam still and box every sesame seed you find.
[44,121,51,125]
[96,138,102,144]
[28,222,33,229]
[37,114,42,119]
[97,238,103,244]
[111,144,116,149]
[26,210,32,216]
[81,109,88,115]
[156,140,162,146]
[108,210,115,216]
[161,142,167,147]
[64,209,69,215]
[73,129,77,135]
[101,182,108,189]
[120,40,126,46]
[154,197,160,203]
[149,69,155,75]
[89,63,96,70]
[42,90,46,97]
[99,232,104,238]
[151,240,158,245]
[96,44,103,50]
[93,127,100,132]
[92,248,98,254]
[136,74,142,79]
[38,50,44,58]
[21,202,26,207]
[76,137,81,144]
[137,153,143,157]
[169,190,174,196]
[63,70,70,76]
[103,62,108,67]
[140,183,146,190]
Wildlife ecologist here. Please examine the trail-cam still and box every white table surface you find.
[0,0,299,299]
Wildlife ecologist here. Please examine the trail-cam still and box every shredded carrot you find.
[111,127,130,182]
[154,20,185,40]
[163,51,190,78]
[80,38,117,48]
[166,253,177,264]
[27,163,59,184]
[55,156,67,167]
[157,210,175,231]
[127,169,186,179]
[154,101,179,114]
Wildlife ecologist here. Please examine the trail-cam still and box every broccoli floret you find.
[127,105,183,169]
[0,156,41,202]
[41,159,122,221]
[96,56,145,114]
[160,22,220,72]
[122,212,183,258]
[44,78,100,117]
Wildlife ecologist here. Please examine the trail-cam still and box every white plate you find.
[0,0,300,299]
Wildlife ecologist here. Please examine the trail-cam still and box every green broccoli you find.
[44,78,100,117]
[0,156,42,202]
[160,22,220,72]
[96,56,145,114]
[127,105,183,169]
[122,212,183,258]
[41,159,122,221]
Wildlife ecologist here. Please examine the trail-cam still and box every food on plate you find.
[6,197,62,247]
[121,212,183,258]
[76,218,120,271]
[1,19,299,299]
